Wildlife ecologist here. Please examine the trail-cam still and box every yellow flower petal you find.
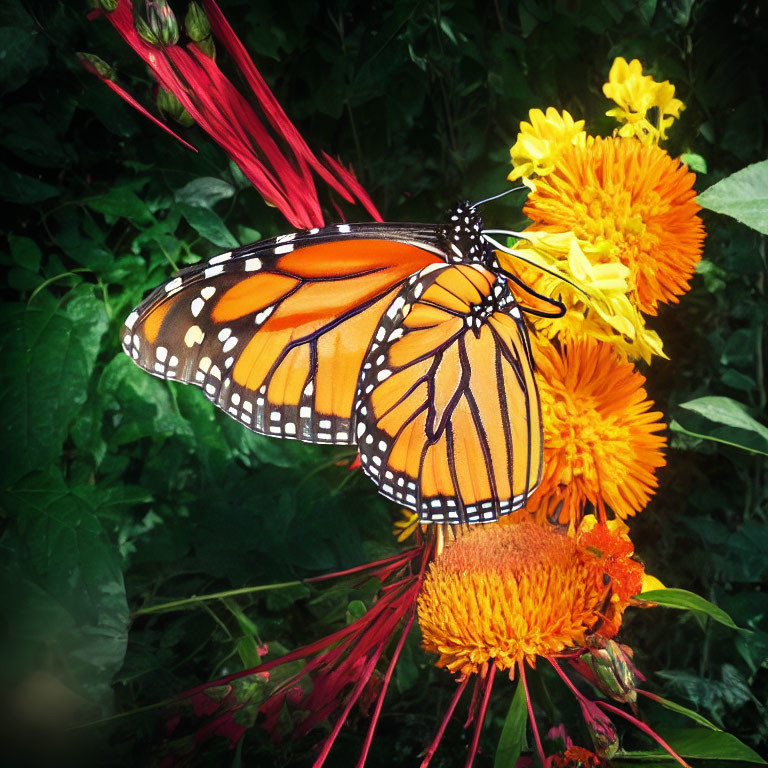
[640,573,666,592]
[497,228,665,362]
[508,107,586,182]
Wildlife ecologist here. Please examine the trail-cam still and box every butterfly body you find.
[122,203,542,523]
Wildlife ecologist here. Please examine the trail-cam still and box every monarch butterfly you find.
[122,201,544,524]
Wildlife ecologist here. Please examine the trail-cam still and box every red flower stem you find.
[464,664,497,768]
[463,672,483,729]
[355,602,418,768]
[519,660,547,767]
[547,659,691,768]
[419,677,470,768]
[306,548,422,584]
[177,587,405,698]
[634,689,664,704]
[311,643,385,768]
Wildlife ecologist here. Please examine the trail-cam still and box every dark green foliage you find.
[0,0,766,765]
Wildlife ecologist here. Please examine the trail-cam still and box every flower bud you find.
[156,88,194,127]
[145,0,179,46]
[579,700,618,760]
[77,53,116,81]
[582,639,637,705]
[185,1,211,41]
[135,14,159,45]
[185,3,215,57]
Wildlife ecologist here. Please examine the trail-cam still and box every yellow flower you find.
[392,509,419,542]
[603,57,684,144]
[523,136,705,315]
[508,108,586,183]
[417,522,611,677]
[498,230,665,362]
[525,338,667,527]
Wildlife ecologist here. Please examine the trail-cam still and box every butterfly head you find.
[439,201,495,268]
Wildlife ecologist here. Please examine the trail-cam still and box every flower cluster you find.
[505,58,704,363]
[603,57,685,144]
[495,58,706,533]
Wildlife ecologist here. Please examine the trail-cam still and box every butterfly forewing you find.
[354,262,542,523]
[123,227,441,443]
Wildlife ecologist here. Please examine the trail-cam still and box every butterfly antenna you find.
[506,274,566,318]
[482,231,592,316]
[472,186,527,208]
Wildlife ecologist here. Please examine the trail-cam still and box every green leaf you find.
[635,0,658,25]
[8,235,42,272]
[439,17,458,44]
[635,588,742,631]
[671,396,768,456]
[495,679,528,768]
[680,152,707,173]
[641,691,721,730]
[175,177,236,208]
[236,635,263,668]
[0,26,48,95]
[345,599,367,624]
[697,159,768,235]
[0,472,129,708]
[0,293,109,485]
[0,166,59,203]
[178,203,239,248]
[86,187,154,227]
[623,727,766,763]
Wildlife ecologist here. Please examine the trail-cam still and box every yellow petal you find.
[640,573,665,592]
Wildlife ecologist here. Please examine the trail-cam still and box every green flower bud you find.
[135,14,159,45]
[185,1,211,41]
[195,36,216,58]
[582,640,637,705]
[146,0,179,46]
[77,53,116,81]
[156,89,194,127]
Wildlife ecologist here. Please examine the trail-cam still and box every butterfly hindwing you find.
[354,262,542,523]
[123,227,441,443]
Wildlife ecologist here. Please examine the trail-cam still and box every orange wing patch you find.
[355,263,542,523]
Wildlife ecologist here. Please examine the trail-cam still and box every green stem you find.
[69,696,178,730]
[132,579,306,618]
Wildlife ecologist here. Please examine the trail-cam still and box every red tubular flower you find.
[88,0,381,229]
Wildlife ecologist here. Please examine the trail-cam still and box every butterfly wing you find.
[122,225,442,443]
[354,262,542,523]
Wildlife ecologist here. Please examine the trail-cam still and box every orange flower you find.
[526,338,666,526]
[552,746,609,768]
[523,136,704,314]
[416,521,689,768]
[417,522,609,677]
[576,516,646,637]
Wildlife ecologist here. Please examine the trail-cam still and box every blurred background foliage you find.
[0,0,766,765]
